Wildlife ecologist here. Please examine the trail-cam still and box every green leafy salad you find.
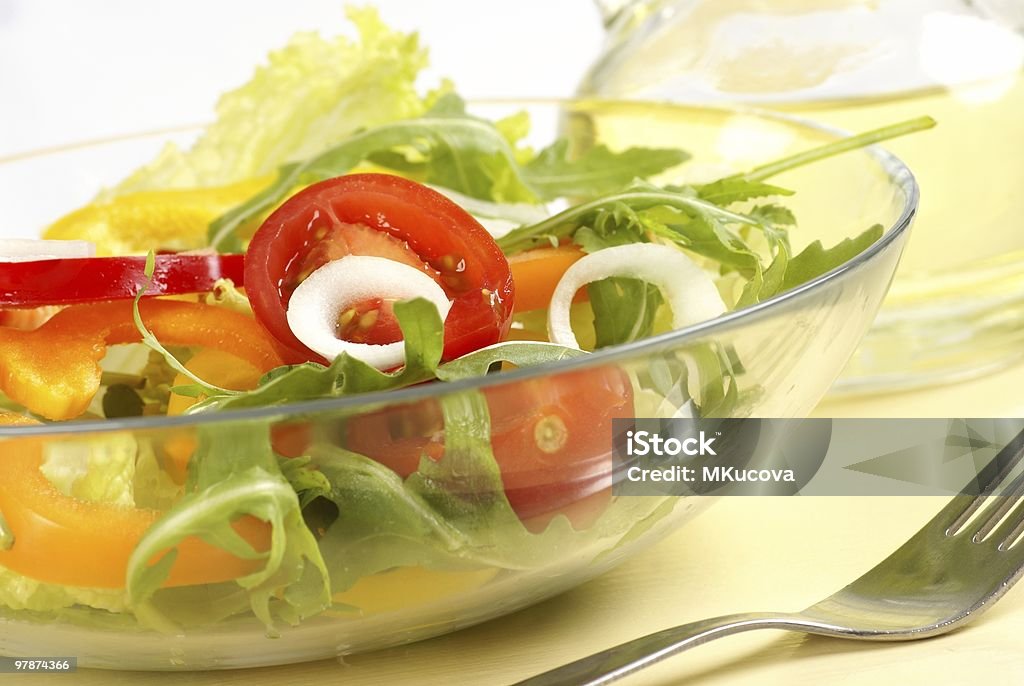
[0,7,931,633]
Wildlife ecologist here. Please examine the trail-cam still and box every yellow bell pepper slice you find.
[43,177,274,255]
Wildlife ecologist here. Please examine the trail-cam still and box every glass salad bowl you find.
[0,99,916,670]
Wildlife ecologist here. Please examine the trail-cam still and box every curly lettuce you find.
[107,7,441,196]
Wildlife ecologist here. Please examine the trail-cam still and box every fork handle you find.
[510,612,814,686]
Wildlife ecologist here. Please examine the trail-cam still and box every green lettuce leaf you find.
[107,7,437,197]
[133,441,184,510]
[39,434,137,507]
[126,424,330,632]
[33,430,181,513]
[0,566,127,614]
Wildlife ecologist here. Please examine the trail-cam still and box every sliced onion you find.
[286,256,451,369]
[547,243,727,349]
[0,239,95,263]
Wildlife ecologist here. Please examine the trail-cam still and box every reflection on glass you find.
[583,0,1024,391]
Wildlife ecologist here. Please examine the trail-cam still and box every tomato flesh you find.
[283,222,418,346]
[283,222,432,305]
[245,174,514,362]
[335,297,403,344]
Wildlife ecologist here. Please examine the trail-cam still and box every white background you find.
[0,0,605,157]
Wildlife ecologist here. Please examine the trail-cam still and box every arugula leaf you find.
[209,98,537,250]
[185,362,338,413]
[573,226,615,253]
[648,208,765,276]
[781,224,884,291]
[209,95,696,250]
[748,204,797,227]
[569,190,767,280]
[542,185,762,346]
[736,244,790,308]
[436,341,586,381]
[126,424,330,632]
[497,186,759,255]
[188,298,445,412]
[404,392,511,525]
[279,455,333,508]
[733,116,936,184]
[312,390,679,597]
[524,139,689,199]
[686,343,742,419]
[189,299,586,413]
[589,279,664,348]
[695,178,794,206]
[312,446,478,594]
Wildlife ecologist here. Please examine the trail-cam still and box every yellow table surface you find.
[67,361,1024,685]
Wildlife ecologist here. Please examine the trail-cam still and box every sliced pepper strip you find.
[0,254,246,307]
[0,299,284,420]
[0,413,272,589]
[508,244,586,313]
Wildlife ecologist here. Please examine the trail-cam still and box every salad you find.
[0,9,930,637]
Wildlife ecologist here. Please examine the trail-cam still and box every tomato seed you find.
[358,310,379,329]
[337,308,357,329]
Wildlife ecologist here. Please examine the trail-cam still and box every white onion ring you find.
[547,243,727,349]
[286,255,451,369]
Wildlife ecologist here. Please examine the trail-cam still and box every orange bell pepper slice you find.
[508,245,587,313]
[0,299,284,420]
[0,411,271,589]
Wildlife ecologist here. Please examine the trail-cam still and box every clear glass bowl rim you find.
[0,97,919,438]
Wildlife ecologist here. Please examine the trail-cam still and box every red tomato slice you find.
[244,174,515,362]
[344,366,634,532]
[0,254,244,307]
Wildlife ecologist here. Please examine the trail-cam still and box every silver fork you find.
[513,429,1024,686]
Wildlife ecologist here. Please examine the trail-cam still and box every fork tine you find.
[946,428,1024,536]
[971,468,1024,542]
[991,498,1024,551]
